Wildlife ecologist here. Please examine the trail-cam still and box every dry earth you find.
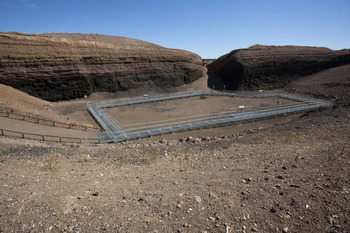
[0,105,349,233]
[287,64,350,106]
[0,65,350,232]
[106,96,296,128]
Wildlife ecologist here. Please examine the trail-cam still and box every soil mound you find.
[0,83,52,113]
[208,45,350,90]
[0,32,203,101]
[286,64,350,105]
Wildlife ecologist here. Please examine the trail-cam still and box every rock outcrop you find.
[208,45,350,90]
[0,32,203,101]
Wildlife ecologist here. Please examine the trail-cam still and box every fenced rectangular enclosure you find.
[105,95,297,129]
[87,91,332,143]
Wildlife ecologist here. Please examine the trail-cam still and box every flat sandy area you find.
[0,118,97,139]
[105,96,297,128]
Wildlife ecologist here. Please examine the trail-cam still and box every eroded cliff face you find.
[0,32,203,101]
[208,45,350,90]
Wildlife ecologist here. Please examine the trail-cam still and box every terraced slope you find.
[0,32,203,101]
[208,45,350,90]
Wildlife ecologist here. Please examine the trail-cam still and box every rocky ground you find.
[1,49,350,232]
[0,104,349,232]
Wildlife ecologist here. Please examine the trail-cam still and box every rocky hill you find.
[287,64,350,105]
[208,45,350,90]
[0,32,203,101]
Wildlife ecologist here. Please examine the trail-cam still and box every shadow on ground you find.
[207,67,227,91]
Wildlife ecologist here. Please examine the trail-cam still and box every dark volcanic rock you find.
[0,32,203,101]
[208,45,350,90]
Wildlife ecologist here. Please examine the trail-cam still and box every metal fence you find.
[88,90,333,143]
[0,128,99,144]
[87,90,199,108]
[0,111,100,132]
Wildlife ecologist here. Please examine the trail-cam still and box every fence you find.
[1,90,330,144]
[88,90,333,143]
[87,90,199,108]
[0,111,101,132]
[0,128,99,144]
[121,102,305,132]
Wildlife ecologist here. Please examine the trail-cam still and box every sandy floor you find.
[0,106,349,233]
[105,96,296,128]
[0,118,97,139]
[1,66,349,232]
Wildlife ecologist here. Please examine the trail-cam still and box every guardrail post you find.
[21,133,24,138]
[42,135,45,142]
[0,129,3,136]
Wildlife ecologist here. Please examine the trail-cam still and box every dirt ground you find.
[106,96,296,128]
[1,68,350,232]
[0,118,96,139]
[0,105,349,233]
[287,64,350,106]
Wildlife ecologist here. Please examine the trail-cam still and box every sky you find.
[0,0,349,58]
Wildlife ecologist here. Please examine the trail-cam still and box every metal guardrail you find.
[0,111,100,132]
[88,106,126,142]
[89,91,203,109]
[87,90,198,107]
[0,128,99,144]
[87,91,333,143]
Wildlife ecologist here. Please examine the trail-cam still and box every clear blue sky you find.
[1,0,349,58]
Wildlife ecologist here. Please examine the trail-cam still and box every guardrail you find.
[87,90,199,108]
[0,128,99,144]
[0,111,101,132]
[117,101,329,142]
[88,90,333,143]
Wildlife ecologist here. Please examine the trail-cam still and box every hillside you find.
[208,45,350,91]
[286,64,350,105]
[0,83,55,116]
[0,32,203,101]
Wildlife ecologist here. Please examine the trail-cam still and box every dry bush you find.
[77,154,92,165]
[283,133,300,144]
[41,152,60,171]
[325,146,347,163]
[137,148,162,166]
[138,154,160,166]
